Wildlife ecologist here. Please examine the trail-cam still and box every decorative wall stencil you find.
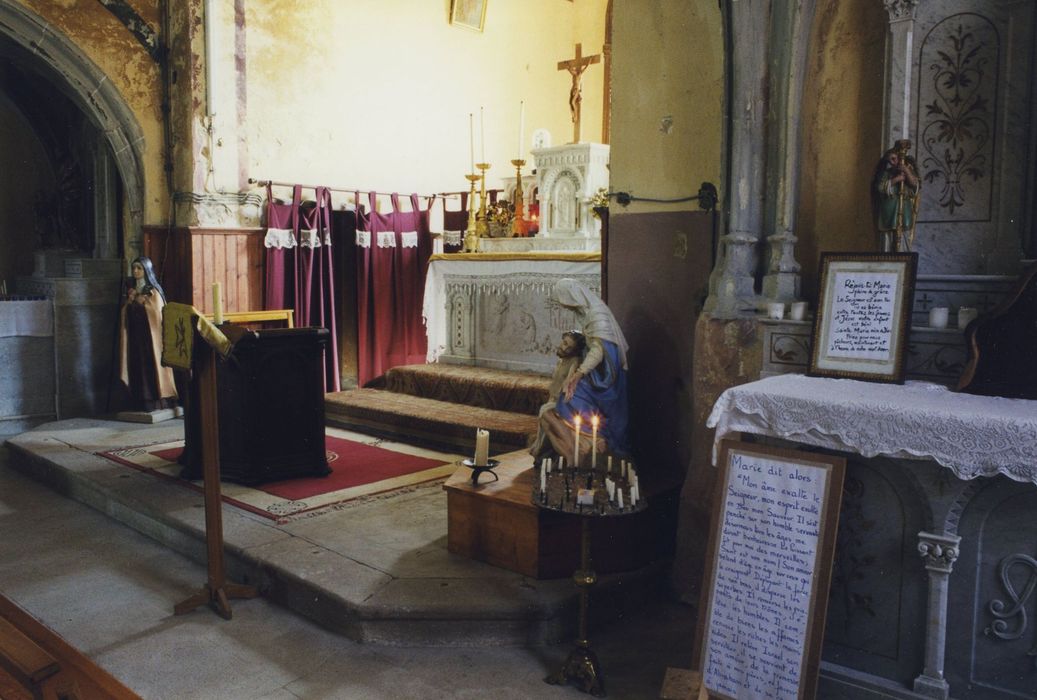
[987,553,1037,671]
[917,14,998,222]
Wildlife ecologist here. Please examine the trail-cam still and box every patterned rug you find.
[97,428,461,523]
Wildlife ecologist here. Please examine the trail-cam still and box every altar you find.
[707,374,1037,699]
[422,252,601,374]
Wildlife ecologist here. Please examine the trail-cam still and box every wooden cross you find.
[558,43,601,143]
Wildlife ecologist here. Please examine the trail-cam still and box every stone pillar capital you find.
[884,0,919,23]
[917,531,961,574]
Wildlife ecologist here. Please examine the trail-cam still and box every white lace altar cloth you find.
[707,373,1037,484]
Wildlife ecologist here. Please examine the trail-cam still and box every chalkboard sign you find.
[694,440,846,700]
[808,252,917,383]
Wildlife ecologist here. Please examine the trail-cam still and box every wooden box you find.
[444,450,677,579]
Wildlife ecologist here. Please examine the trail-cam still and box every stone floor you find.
[0,419,698,699]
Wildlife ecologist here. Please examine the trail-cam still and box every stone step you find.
[383,364,551,416]
[325,388,538,453]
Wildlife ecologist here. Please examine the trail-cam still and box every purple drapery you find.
[263,184,340,392]
[355,192,433,387]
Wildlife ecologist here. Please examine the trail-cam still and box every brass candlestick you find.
[476,162,490,237]
[511,159,529,236]
[464,173,481,253]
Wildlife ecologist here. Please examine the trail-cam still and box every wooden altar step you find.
[325,364,551,452]
[444,450,677,579]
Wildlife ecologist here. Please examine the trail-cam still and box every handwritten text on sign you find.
[703,452,828,700]
[825,271,898,360]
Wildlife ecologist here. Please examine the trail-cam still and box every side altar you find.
[422,252,601,374]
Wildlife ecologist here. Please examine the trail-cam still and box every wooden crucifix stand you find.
[174,341,258,619]
[558,43,601,144]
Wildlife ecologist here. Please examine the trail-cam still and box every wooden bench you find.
[0,615,60,699]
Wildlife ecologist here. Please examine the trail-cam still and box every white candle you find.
[469,113,474,172]
[212,282,223,325]
[480,106,485,163]
[559,456,565,470]
[607,455,613,474]
[590,414,599,471]
[540,464,546,491]
[517,100,525,156]
[617,489,624,509]
[474,428,489,466]
[573,415,581,468]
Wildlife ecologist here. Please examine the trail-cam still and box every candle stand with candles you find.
[533,455,646,697]
[475,162,491,237]
[464,173,481,252]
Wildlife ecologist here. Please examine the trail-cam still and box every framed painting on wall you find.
[807,252,918,384]
[450,0,487,32]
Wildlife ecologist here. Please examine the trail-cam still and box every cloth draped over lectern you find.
[263,184,340,392]
[355,192,433,387]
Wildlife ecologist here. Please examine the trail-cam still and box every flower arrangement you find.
[590,187,609,218]
[486,200,515,237]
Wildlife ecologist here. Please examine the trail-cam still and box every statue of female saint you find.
[873,139,921,252]
[118,256,178,411]
[531,279,631,465]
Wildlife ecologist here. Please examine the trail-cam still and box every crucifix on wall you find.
[558,43,601,143]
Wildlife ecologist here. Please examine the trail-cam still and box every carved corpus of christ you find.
[558,43,601,143]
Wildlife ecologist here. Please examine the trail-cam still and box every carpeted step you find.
[325,388,537,452]
[383,364,551,416]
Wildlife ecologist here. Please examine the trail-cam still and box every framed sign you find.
[694,440,846,700]
[808,252,917,383]
[450,0,487,32]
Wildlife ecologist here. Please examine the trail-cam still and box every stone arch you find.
[0,0,147,251]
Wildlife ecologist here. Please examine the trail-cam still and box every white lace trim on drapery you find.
[356,231,371,248]
[264,228,297,249]
[298,228,332,248]
[377,231,396,248]
[443,230,462,246]
[401,231,418,249]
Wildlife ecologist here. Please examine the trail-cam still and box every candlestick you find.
[591,415,599,471]
[573,415,582,468]
[212,282,223,325]
[475,162,490,237]
[517,100,525,156]
[510,159,528,236]
[464,173,481,252]
[474,428,489,466]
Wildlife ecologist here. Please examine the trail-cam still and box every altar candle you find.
[474,428,489,466]
[617,489,624,509]
[480,106,485,163]
[517,100,525,156]
[540,463,547,492]
[607,455,613,474]
[469,112,474,172]
[590,414,599,471]
[573,415,582,468]
[212,282,223,325]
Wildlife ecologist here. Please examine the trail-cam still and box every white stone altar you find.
[422,252,601,373]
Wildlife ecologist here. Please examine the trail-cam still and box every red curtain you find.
[355,192,433,386]
[263,185,340,392]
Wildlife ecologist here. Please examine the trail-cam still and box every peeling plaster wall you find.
[796,0,885,298]
[240,0,607,199]
[14,0,166,225]
[609,0,723,217]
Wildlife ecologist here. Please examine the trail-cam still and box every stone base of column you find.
[912,674,950,700]
[762,232,801,302]
[704,233,759,317]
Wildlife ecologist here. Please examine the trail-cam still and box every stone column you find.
[705,0,769,317]
[881,0,920,146]
[762,1,815,303]
[913,531,961,699]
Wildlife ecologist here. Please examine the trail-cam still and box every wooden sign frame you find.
[693,439,846,700]
[808,252,917,384]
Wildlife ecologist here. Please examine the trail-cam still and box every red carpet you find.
[98,430,460,522]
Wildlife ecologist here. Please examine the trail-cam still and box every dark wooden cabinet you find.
[182,326,331,485]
